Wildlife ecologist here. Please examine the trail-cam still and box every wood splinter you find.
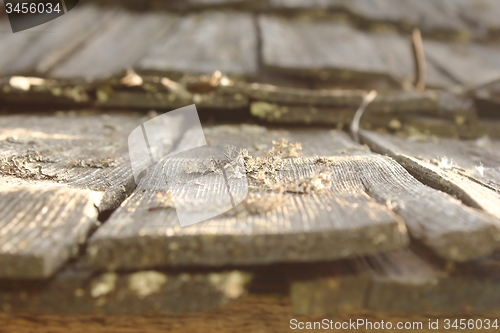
[411,28,426,92]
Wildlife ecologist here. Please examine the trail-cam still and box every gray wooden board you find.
[243,85,474,118]
[50,10,177,81]
[360,130,500,220]
[425,41,500,87]
[96,90,249,110]
[0,113,142,279]
[370,33,457,88]
[345,0,468,39]
[258,16,458,87]
[269,0,468,40]
[446,0,500,39]
[90,125,500,270]
[249,103,478,136]
[259,16,393,82]
[137,11,258,77]
[89,127,409,271]
[291,249,500,315]
[0,262,251,314]
[3,4,110,76]
[0,19,51,77]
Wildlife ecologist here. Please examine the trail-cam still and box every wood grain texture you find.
[447,0,500,40]
[360,130,500,220]
[259,16,393,82]
[244,85,474,120]
[137,11,258,77]
[258,16,459,87]
[0,19,51,77]
[50,10,177,81]
[0,262,250,315]
[291,249,500,315]
[425,41,500,87]
[4,4,110,76]
[344,0,468,39]
[0,113,142,278]
[269,0,468,40]
[89,128,409,271]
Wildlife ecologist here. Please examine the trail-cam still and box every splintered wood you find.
[360,130,500,219]
[0,113,141,278]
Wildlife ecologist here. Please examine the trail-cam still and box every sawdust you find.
[285,168,333,194]
[68,158,116,169]
[225,192,287,218]
[180,138,331,215]
[0,149,57,180]
[267,138,303,158]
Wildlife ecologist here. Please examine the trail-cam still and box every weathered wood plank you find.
[0,185,101,279]
[447,0,500,40]
[360,130,500,219]
[0,113,142,278]
[137,12,258,77]
[291,249,500,315]
[4,4,110,76]
[0,77,91,107]
[350,153,500,261]
[0,19,50,77]
[90,124,499,270]
[244,86,473,118]
[50,10,177,81]
[425,41,500,87]
[259,16,394,83]
[269,0,468,40]
[0,262,251,314]
[347,0,468,40]
[258,16,459,87]
[89,127,409,271]
[370,32,457,88]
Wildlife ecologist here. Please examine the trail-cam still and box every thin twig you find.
[350,90,378,143]
[411,28,426,92]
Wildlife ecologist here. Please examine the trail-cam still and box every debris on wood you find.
[225,192,287,218]
[68,158,117,169]
[0,149,56,180]
[120,69,144,87]
[286,168,333,194]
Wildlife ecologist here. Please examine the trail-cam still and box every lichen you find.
[68,158,116,169]
[209,271,250,300]
[91,272,117,298]
[251,102,288,121]
[128,271,167,299]
[0,149,56,180]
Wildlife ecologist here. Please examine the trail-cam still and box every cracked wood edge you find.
[88,128,409,271]
[0,113,142,279]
